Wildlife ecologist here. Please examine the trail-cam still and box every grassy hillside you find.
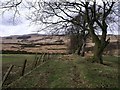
[1,35,69,54]
[1,34,119,55]
[4,54,119,88]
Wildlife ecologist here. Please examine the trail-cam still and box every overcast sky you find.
[0,7,42,37]
[0,0,45,37]
[0,0,119,37]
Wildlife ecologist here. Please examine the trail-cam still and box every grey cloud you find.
[0,11,24,26]
[1,17,23,26]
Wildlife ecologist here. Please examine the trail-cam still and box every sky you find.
[0,6,43,37]
[0,0,119,37]
[0,0,46,37]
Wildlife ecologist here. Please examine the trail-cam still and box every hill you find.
[1,34,69,54]
[1,34,119,55]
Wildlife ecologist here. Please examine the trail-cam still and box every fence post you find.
[41,53,45,62]
[37,55,42,65]
[21,59,27,76]
[47,53,49,60]
[49,53,51,59]
[49,53,52,59]
[32,53,38,69]
[35,53,37,60]
[34,57,39,68]
[2,65,14,86]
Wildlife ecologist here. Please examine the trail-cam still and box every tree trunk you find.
[77,47,81,55]
[80,42,86,57]
[77,43,82,55]
[77,40,86,56]
[93,43,103,64]
[92,40,109,64]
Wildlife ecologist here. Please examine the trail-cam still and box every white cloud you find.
[0,17,39,36]
[0,3,39,36]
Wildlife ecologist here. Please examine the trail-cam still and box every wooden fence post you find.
[32,53,38,69]
[49,53,52,59]
[47,53,49,60]
[41,53,45,62]
[34,57,39,68]
[21,59,27,76]
[34,53,37,60]
[37,55,42,65]
[2,65,14,86]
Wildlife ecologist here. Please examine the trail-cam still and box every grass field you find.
[2,54,42,87]
[2,54,119,88]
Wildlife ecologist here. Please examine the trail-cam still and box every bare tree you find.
[84,1,115,64]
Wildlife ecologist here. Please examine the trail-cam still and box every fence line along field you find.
[2,53,55,88]
[2,54,34,87]
[2,53,59,87]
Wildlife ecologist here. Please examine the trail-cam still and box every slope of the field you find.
[1,34,70,54]
[7,55,119,88]
[1,34,119,55]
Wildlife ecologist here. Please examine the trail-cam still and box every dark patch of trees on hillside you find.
[17,36,31,39]
[21,44,35,48]
[6,37,12,39]
[1,50,31,54]
[1,50,67,55]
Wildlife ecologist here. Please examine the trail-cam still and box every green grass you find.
[2,54,37,73]
[2,54,35,62]
[3,54,119,88]
[2,54,43,87]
